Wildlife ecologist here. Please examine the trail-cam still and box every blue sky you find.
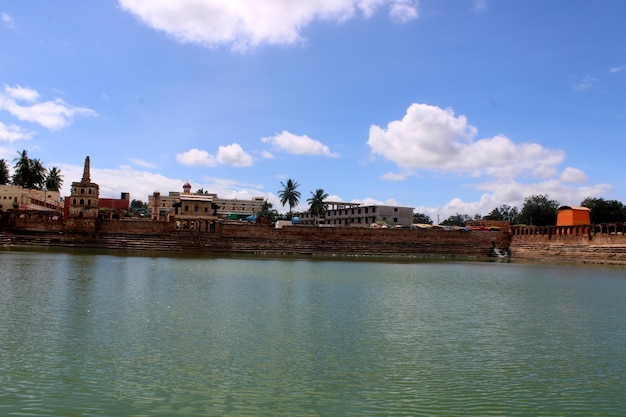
[1,0,625,221]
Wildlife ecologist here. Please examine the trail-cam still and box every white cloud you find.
[176,148,217,167]
[177,143,254,167]
[0,121,35,142]
[261,150,274,159]
[380,171,414,181]
[473,0,488,12]
[262,130,339,157]
[129,157,159,169]
[0,84,96,130]
[430,178,612,221]
[389,1,418,23]
[2,13,15,29]
[573,75,597,91]
[609,65,626,73]
[368,103,564,179]
[216,143,253,167]
[560,167,587,183]
[118,0,419,51]
[367,102,613,220]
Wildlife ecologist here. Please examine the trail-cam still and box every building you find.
[65,156,100,231]
[556,206,591,226]
[149,182,265,221]
[0,184,62,212]
[98,193,130,220]
[298,201,415,228]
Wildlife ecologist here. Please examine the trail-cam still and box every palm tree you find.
[307,189,329,224]
[12,150,31,188]
[30,159,47,190]
[45,167,63,191]
[0,159,9,185]
[278,178,301,215]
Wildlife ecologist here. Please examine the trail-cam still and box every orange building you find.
[556,206,591,226]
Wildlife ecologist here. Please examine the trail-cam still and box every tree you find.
[440,213,472,227]
[413,212,433,224]
[30,159,47,190]
[580,197,626,223]
[278,178,301,215]
[11,150,47,190]
[0,159,9,185]
[484,204,519,223]
[130,199,147,210]
[12,150,31,188]
[257,200,277,222]
[517,194,559,226]
[45,167,63,191]
[307,188,329,224]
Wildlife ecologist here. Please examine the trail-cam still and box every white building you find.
[298,201,414,228]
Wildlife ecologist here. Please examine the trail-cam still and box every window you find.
[394,207,398,212]
[184,205,189,212]
[81,188,85,194]
[394,218,398,223]
[365,207,368,214]
[194,206,198,212]
[73,199,77,205]
[80,199,84,205]
[87,200,91,206]
[88,189,92,194]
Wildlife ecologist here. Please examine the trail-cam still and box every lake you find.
[1,248,625,416]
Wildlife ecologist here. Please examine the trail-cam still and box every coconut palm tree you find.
[30,159,47,190]
[0,159,9,185]
[12,149,32,188]
[278,178,301,215]
[45,167,63,191]
[307,188,328,224]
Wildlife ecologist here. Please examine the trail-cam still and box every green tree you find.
[11,150,47,189]
[440,213,472,227]
[278,178,301,215]
[307,188,329,224]
[257,200,277,222]
[30,159,47,190]
[130,199,147,210]
[12,149,31,188]
[580,197,626,223]
[484,204,519,223]
[413,212,433,224]
[45,167,63,191]
[517,194,559,226]
[0,159,9,185]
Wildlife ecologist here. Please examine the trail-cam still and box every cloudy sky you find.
[1,0,625,220]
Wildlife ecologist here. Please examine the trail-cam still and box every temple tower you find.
[66,156,100,231]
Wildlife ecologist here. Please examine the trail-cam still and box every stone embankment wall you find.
[510,227,626,266]
[1,221,509,259]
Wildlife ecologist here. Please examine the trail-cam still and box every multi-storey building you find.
[149,182,265,221]
[298,201,414,228]
[0,185,62,212]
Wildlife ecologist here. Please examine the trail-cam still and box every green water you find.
[1,249,625,416]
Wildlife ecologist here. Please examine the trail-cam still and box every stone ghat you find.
[1,224,509,259]
[510,234,626,266]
